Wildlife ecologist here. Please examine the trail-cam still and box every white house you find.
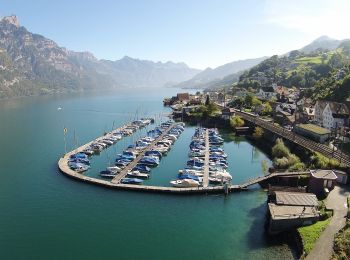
[314,101,349,130]
[258,86,276,99]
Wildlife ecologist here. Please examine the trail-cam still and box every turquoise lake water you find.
[0,88,296,259]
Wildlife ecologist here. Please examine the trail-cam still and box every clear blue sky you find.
[1,0,350,69]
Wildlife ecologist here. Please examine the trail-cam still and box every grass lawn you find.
[298,218,331,255]
[295,56,323,64]
[296,123,331,135]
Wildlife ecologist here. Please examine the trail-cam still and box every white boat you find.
[107,166,121,172]
[127,170,149,179]
[210,171,232,180]
[100,170,116,178]
[170,179,200,188]
[178,169,204,177]
[153,146,169,153]
[102,139,114,145]
[209,177,230,184]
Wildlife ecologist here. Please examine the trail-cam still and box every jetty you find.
[111,123,177,184]
[203,129,209,187]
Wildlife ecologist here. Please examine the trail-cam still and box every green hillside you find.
[234,41,350,101]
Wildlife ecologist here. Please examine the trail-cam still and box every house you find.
[303,107,315,121]
[276,103,296,114]
[314,101,349,130]
[294,123,331,143]
[268,191,319,233]
[182,105,200,114]
[176,93,190,102]
[189,94,203,105]
[297,97,313,107]
[258,86,276,99]
[308,169,338,196]
[333,170,348,184]
[275,86,290,102]
[221,107,235,120]
[275,110,295,126]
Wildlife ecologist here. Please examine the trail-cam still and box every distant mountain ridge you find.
[0,15,200,98]
[174,57,267,89]
[300,36,343,53]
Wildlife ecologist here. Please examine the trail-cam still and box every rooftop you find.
[296,123,331,135]
[274,192,319,207]
[261,86,275,93]
[268,203,319,220]
[310,170,338,180]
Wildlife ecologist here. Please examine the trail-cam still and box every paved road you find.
[305,186,350,260]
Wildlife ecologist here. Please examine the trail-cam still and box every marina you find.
[58,119,307,194]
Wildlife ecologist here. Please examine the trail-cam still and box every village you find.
[164,86,350,258]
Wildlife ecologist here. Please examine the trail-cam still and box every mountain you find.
[0,15,117,98]
[173,57,267,89]
[300,36,342,53]
[0,15,200,98]
[75,55,200,88]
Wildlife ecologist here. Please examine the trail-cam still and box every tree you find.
[262,102,273,115]
[261,160,269,175]
[230,116,244,128]
[205,95,210,106]
[252,96,262,107]
[244,93,253,107]
[252,126,264,139]
[272,138,290,158]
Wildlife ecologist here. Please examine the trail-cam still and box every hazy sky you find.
[1,0,350,69]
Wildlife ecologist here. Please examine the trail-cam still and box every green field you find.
[298,218,331,255]
[295,56,323,64]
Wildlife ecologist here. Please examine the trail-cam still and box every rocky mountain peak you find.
[1,15,20,27]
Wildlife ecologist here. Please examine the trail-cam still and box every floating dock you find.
[111,123,177,184]
[202,129,209,187]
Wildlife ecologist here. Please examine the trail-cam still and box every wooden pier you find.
[111,123,177,184]
[203,129,209,187]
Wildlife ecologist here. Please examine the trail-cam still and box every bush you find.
[272,138,290,158]
[230,116,244,128]
[333,226,350,259]
[311,152,340,169]
[273,157,290,169]
[252,126,264,139]
[288,162,306,171]
[288,154,301,165]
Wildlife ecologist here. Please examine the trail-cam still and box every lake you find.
[0,88,296,259]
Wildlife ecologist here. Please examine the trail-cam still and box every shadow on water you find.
[245,197,299,259]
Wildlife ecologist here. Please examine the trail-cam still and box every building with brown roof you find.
[308,169,338,196]
[268,191,320,233]
[176,93,190,102]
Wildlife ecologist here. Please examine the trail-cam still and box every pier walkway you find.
[111,123,177,184]
[238,171,310,189]
[203,129,209,187]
